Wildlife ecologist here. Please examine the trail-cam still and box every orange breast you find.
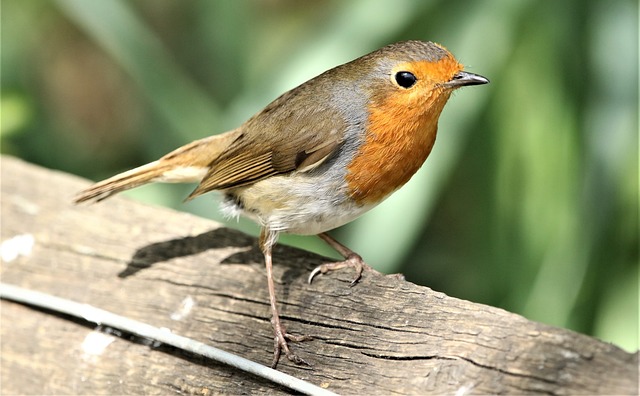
[346,88,451,205]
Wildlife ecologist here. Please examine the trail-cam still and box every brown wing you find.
[186,87,345,200]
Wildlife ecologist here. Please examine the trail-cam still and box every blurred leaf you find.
[54,0,221,142]
[0,94,31,138]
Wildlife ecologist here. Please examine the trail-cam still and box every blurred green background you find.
[2,0,637,352]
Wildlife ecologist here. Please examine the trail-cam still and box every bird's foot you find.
[308,252,377,286]
[271,323,313,369]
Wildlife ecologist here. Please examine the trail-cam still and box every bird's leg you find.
[308,232,379,285]
[259,228,310,369]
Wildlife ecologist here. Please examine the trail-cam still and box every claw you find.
[308,266,323,284]
[271,338,282,369]
[286,351,311,367]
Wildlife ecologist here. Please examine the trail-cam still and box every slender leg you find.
[259,227,310,368]
[308,232,378,285]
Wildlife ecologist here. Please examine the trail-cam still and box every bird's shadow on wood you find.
[120,227,324,289]
[120,227,259,278]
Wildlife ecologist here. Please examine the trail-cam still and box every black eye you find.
[395,71,417,88]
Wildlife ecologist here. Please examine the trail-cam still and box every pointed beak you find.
[446,71,489,88]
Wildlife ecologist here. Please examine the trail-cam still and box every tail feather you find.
[74,130,242,204]
[73,161,177,203]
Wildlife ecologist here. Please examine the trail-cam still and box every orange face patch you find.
[345,56,463,205]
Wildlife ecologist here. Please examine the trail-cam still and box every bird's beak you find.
[446,71,489,88]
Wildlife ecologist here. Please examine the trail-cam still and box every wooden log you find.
[1,155,637,395]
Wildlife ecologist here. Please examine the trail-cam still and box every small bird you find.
[74,40,488,368]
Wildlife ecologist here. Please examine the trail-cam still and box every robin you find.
[75,40,489,368]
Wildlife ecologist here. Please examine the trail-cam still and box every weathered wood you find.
[1,155,637,395]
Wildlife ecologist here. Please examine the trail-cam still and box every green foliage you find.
[2,0,637,351]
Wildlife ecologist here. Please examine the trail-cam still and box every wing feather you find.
[187,82,347,199]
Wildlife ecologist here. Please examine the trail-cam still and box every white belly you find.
[219,174,378,235]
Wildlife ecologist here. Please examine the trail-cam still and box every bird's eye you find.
[394,71,417,88]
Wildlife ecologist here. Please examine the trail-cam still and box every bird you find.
[74,40,489,368]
